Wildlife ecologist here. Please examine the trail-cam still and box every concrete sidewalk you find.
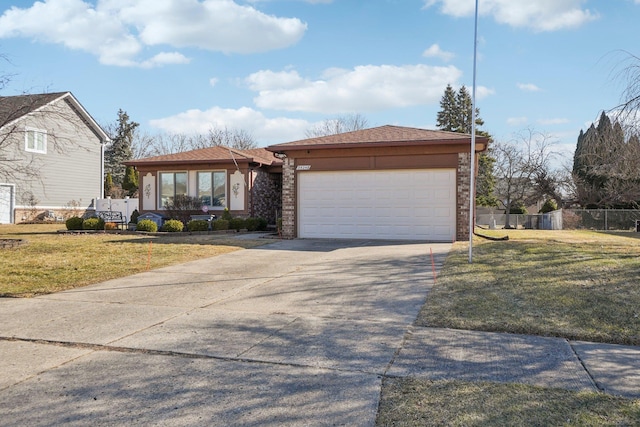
[0,238,638,426]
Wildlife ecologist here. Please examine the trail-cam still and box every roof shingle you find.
[267,125,484,151]
[0,92,69,127]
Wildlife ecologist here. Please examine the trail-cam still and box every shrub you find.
[229,217,246,231]
[82,217,105,230]
[65,216,84,230]
[221,208,232,221]
[163,195,205,226]
[136,219,158,232]
[539,199,558,214]
[212,219,229,231]
[161,219,184,232]
[130,209,140,224]
[104,222,118,231]
[245,217,268,231]
[509,201,528,215]
[187,219,209,232]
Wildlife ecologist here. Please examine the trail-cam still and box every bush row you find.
[65,213,269,233]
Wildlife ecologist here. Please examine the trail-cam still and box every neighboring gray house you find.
[0,92,109,223]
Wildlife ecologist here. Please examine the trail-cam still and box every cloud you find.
[245,64,470,113]
[538,118,570,125]
[149,106,311,144]
[424,0,598,32]
[517,82,541,92]
[422,44,455,62]
[507,117,529,126]
[0,0,307,67]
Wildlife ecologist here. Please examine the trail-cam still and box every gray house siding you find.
[0,93,107,222]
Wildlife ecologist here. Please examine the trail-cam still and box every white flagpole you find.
[469,0,479,264]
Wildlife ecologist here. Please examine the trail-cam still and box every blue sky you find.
[0,0,638,162]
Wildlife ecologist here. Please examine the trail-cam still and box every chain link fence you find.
[562,209,640,231]
[477,209,640,231]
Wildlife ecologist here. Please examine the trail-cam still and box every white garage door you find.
[298,169,456,241]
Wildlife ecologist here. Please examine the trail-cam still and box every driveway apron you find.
[0,239,449,426]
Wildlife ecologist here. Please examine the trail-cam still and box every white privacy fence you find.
[95,198,139,223]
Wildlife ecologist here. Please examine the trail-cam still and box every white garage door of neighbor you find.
[298,169,456,241]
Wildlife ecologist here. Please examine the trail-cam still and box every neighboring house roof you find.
[125,146,282,168]
[0,91,109,143]
[267,124,489,151]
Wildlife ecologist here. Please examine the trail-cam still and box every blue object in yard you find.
[137,212,166,228]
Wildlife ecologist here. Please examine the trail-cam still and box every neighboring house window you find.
[197,171,226,207]
[159,172,187,208]
[25,128,47,154]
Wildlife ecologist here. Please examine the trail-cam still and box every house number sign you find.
[296,165,311,170]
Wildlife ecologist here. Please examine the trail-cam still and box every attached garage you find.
[267,125,488,242]
[298,169,456,241]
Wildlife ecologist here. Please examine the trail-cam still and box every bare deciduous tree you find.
[0,92,92,189]
[131,127,257,158]
[305,113,369,137]
[493,129,558,228]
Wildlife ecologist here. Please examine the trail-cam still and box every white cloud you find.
[149,106,311,144]
[424,0,598,32]
[507,117,529,126]
[209,78,219,87]
[139,52,191,69]
[422,44,455,62]
[517,82,541,92]
[245,64,469,113]
[0,0,307,67]
[538,118,570,126]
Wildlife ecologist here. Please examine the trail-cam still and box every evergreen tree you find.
[572,111,640,208]
[104,109,138,187]
[104,172,115,198]
[436,84,496,206]
[436,84,458,132]
[121,165,139,197]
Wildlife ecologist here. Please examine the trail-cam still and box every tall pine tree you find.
[436,84,496,206]
[436,84,458,132]
[573,111,640,208]
[104,109,138,187]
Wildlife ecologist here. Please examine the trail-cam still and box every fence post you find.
[605,209,608,231]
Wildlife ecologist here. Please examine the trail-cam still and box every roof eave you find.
[267,136,489,153]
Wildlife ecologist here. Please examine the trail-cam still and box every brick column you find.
[457,152,471,241]
[281,157,296,239]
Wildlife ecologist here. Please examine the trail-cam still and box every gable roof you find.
[0,91,109,143]
[267,124,488,151]
[125,146,282,168]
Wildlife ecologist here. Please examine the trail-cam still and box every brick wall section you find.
[457,152,471,241]
[281,157,296,239]
[250,169,282,224]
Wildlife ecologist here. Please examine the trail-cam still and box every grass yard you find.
[416,229,640,345]
[376,378,640,427]
[0,224,269,297]
[379,230,640,426]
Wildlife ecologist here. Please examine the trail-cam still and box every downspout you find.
[100,139,105,199]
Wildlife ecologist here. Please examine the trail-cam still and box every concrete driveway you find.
[0,239,449,426]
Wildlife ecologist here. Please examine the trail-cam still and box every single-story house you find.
[124,146,283,223]
[266,125,489,242]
